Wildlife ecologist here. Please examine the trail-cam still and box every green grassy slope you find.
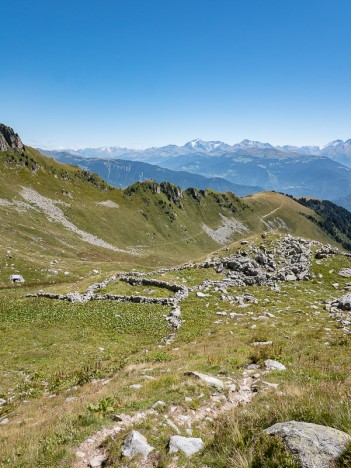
[1,233,351,466]
[0,146,336,289]
[0,143,350,467]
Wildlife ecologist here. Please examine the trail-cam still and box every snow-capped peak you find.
[184,139,230,152]
[321,140,344,150]
[236,139,274,150]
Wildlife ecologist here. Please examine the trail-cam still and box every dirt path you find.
[73,366,275,467]
[261,203,283,220]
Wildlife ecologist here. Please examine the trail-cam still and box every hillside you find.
[334,193,351,212]
[40,150,263,196]
[0,126,339,289]
[3,126,351,467]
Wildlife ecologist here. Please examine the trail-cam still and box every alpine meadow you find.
[2,1,351,467]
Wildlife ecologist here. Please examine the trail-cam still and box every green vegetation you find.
[298,197,351,250]
[1,147,351,466]
[1,235,351,466]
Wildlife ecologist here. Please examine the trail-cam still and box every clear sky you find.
[1,0,351,148]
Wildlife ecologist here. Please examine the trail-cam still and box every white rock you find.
[197,292,209,297]
[264,359,286,371]
[252,341,272,346]
[152,400,166,409]
[168,435,204,457]
[185,371,224,391]
[122,430,154,459]
[166,418,181,434]
[88,455,106,467]
[339,268,351,278]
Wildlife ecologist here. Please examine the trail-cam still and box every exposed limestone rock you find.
[122,430,154,459]
[96,200,119,208]
[339,268,351,278]
[202,214,249,244]
[330,293,351,311]
[265,421,351,468]
[316,245,340,259]
[21,187,126,253]
[168,435,204,457]
[264,359,286,371]
[0,124,24,151]
[184,371,224,391]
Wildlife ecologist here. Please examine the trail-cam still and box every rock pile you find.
[325,293,351,332]
[196,236,314,293]
[315,244,340,259]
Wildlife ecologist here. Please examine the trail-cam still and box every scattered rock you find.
[315,245,339,259]
[252,341,272,346]
[122,430,154,459]
[152,400,166,409]
[197,292,209,297]
[0,417,9,425]
[166,418,181,434]
[185,371,225,391]
[339,268,351,278]
[264,359,286,371]
[265,421,351,468]
[168,435,204,457]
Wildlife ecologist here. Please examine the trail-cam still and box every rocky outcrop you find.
[196,236,314,293]
[0,124,24,151]
[265,421,351,468]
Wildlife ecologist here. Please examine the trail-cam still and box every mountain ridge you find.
[39,136,351,164]
[41,150,263,196]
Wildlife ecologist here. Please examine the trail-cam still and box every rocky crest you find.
[0,124,24,152]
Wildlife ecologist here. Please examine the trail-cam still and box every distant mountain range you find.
[40,151,262,196]
[38,137,351,203]
[45,137,351,166]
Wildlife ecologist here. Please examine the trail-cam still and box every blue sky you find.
[1,0,351,148]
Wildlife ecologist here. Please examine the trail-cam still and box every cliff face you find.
[0,124,24,151]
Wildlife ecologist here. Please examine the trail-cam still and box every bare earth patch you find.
[96,200,119,208]
[20,187,126,253]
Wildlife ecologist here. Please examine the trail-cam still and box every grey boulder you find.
[122,430,154,459]
[339,269,351,278]
[335,293,351,310]
[184,371,224,391]
[168,435,204,457]
[264,359,286,371]
[265,421,351,468]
